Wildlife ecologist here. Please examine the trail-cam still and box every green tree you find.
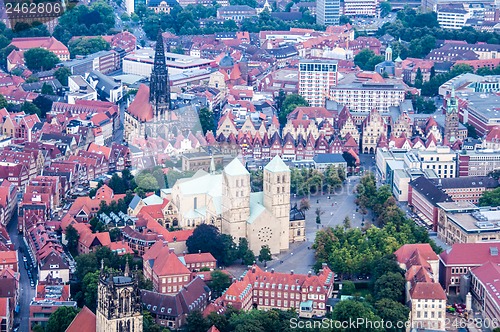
[130,12,140,22]
[339,15,352,24]
[0,94,7,109]
[32,324,45,332]
[41,83,55,95]
[185,310,209,332]
[242,249,255,266]
[371,254,404,280]
[279,94,308,126]
[343,216,351,229]
[21,101,41,117]
[374,272,405,302]
[380,1,391,17]
[258,245,272,263]
[81,270,100,311]
[32,95,52,118]
[209,270,231,298]
[229,0,257,7]
[198,107,215,134]
[374,299,409,332]
[237,237,249,260]
[121,12,130,21]
[65,225,80,257]
[109,227,122,242]
[299,198,310,212]
[54,67,71,86]
[315,207,324,224]
[135,172,161,192]
[143,311,168,332]
[341,280,356,295]
[414,67,423,88]
[479,187,500,207]
[332,300,383,332]
[46,306,79,332]
[222,19,238,31]
[354,48,384,71]
[109,173,127,194]
[68,37,110,58]
[24,48,59,71]
[186,224,237,266]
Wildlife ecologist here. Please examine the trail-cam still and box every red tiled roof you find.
[184,252,216,265]
[394,244,438,264]
[470,261,500,309]
[107,241,134,255]
[0,251,17,265]
[152,247,191,277]
[0,297,7,317]
[128,84,153,121]
[10,37,68,54]
[410,282,446,300]
[66,306,96,332]
[440,243,500,266]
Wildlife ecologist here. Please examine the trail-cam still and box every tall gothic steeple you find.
[149,29,171,118]
[444,86,459,143]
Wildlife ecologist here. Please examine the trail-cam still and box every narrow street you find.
[7,211,35,332]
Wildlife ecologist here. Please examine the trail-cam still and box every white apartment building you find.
[417,146,457,178]
[122,48,213,77]
[329,80,406,113]
[298,59,338,108]
[437,4,471,29]
[343,0,378,17]
[316,0,341,25]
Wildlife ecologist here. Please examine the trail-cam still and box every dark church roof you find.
[219,53,234,68]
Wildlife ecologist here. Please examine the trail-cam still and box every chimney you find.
[183,251,186,256]
[271,268,275,274]
[252,266,256,273]
[290,270,294,275]
[198,250,201,255]
[169,248,175,254]
[163,240,168,247]
[308,271,312,277]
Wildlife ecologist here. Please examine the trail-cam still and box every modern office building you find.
[316,0,341,26]
[343,0,378,17]
[298,59,338,107]
[437,4,471,29]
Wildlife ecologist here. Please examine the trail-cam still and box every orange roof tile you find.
[128,84,153,122]
[66,306,96,332]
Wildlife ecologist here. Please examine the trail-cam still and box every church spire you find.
[124,257,130,277]
[149,29,171,116]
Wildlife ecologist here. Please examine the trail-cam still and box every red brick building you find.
[209,264,334,318]
[143,242,192,295]
[439,242,500,294]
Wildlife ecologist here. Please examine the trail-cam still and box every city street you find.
[7,212,35,332]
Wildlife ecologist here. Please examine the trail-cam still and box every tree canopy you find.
[278,94,309,126]
[186,224,238,266]
[46,306,79,332]
[68,36,110,58]
[54,67,72,86]
[354,49,385,71]
[24,48,59,71]
[53,1,116,44]
[479,187,500,207]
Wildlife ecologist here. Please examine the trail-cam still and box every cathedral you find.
[124,31,177,142]
[96,262,143,332]
[65,262,143,332]
[170,155,299,254]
